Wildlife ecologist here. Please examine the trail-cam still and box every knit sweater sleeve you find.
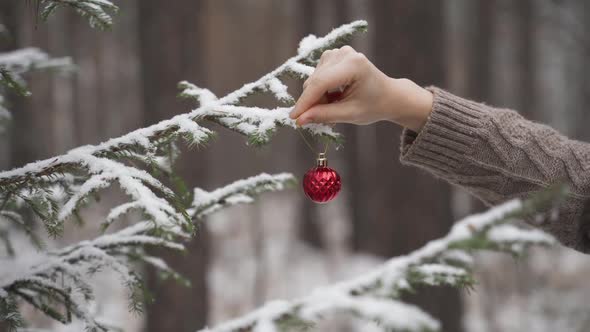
[400,87,590,253]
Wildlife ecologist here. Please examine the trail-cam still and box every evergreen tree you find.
[0,2,566,331]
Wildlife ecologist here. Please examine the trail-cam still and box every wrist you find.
[384,78,433,132]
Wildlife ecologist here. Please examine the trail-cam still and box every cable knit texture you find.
[400,87,590,253]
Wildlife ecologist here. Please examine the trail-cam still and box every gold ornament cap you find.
[316,152,328,167]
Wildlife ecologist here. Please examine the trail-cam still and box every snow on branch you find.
[200,185,566,332]
[0,46,72,136]
[0,47,72,97]
[0,220,185,332]
[0,48,73,76]
[0,171,296,331]
[0,20,366,238]
[189,172,296,219]
[179,20,367,145]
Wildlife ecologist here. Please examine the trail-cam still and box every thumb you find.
[296,102,354,125]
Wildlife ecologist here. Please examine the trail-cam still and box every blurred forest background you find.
[1,0,590,331]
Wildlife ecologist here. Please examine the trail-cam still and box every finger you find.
[296,102,355,126]
[317,49,334,68]
[290,64,354,119]
[303,50,346,90]
[317,48,349,69]
[303,77,310,90]
[303,78,341,100]
[339,45,356,54]
[301,82,331,105]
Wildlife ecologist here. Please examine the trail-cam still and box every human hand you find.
[289,46,433,132]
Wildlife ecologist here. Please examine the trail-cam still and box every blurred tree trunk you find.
[367,1,463,331]
[296,0,324,249]
[325,0,367,253]
[138,1,210,331]
[516,0,534,117]
[487,0,534,116]
[0,0,18,175]
[345,0,379,252]
[578,1,590,141]
[7,3,53,166]
[0,5,17,331]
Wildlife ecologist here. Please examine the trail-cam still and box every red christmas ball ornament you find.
[303,153,341,203]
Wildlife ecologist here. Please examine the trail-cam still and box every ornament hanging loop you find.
[317,152,328,167]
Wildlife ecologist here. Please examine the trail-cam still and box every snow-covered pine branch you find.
[0,47,72,124]
[0,171,294,331]
[189,173,296,220]
[199,185,566,332]
[0,47,72,85]
[0,20,366,243]
[178,20,367,145]
[0,219,185,332]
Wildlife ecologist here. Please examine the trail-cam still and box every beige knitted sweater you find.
[400,87,590,254]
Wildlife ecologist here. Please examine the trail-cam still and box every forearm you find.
[399,87,590,253]
[382,78,434,132]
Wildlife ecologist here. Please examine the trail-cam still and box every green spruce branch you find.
[201,184,566,332]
